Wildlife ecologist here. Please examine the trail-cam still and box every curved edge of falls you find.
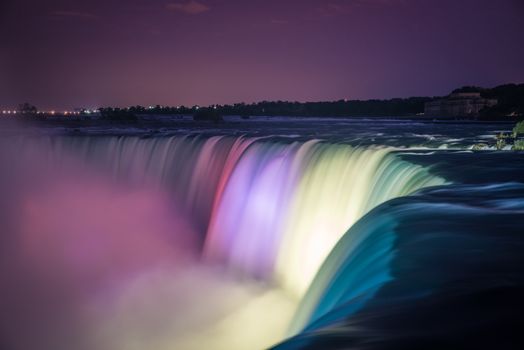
[274,182,524,350]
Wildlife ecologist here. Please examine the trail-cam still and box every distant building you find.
[424,92,498,117]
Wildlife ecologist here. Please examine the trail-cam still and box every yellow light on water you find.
[275,146,390,297]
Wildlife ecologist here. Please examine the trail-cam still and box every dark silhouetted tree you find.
[18,103,37,115]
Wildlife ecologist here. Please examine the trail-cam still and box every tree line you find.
[13,83,524,120]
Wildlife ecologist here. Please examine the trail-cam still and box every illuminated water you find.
[277,183,524,349]
[0,119,523,349]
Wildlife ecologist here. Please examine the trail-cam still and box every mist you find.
[0,137,295,350]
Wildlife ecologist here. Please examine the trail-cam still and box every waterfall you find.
[203,139,447,298]
[1,135,448,349]
[10,135,445,291]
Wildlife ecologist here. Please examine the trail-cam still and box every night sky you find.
[2,0,524,110]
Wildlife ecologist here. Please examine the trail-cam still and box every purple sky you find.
[2,0,524,109]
